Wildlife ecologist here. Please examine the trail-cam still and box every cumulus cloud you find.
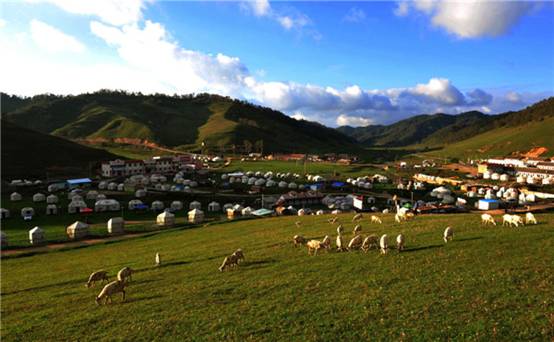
[396,0,536,38]
[243,0,313,32]
[336,114,374,127]
[30,19,86,53]
[343,7,366,23]
[505,91,522,103]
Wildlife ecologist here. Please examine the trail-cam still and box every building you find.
[275,190,324,207]
[101,154,201,177]
[478,199,500,211]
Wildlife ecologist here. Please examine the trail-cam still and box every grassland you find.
[2,212,553,341]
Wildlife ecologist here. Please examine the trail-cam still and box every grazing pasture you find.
[2,213,553,341]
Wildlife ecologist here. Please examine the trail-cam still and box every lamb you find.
[96,280,126,305]
[370,215,382,224]
[379,234,388,254]
[503,214,523,227]
[353,224,362,235]
[219,254,239,271]
[336,233,345,252]
[525,212,537,225]
[336,224,344,235]
[347,235,363,250]
[86,270,109,288]
[321,235,331,250]
[306,240,323,255]
[361,234,379,252]
[117,267,133,282]
[233,249,245,263]
[443,227,453,243]
[155,253,161,267]
[295,221,302,228]
[328,217,339,224]
[481,213,496,226]
[293,235,306,247]
[352,213,363,222]
[396,234,405,251]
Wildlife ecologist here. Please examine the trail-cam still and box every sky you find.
[0,0,553,127]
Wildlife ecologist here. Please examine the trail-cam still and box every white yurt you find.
[526,176,537,185]
[117,184,125,191]
[316,209,325,215]
[33,193,46,202]
[483,171,491,180]
[107,182,118,191]
[46,194,58,204]
[170,201,183,211]
[499,174,509,182]
[266,180,276,187]
[525,194,536,203]
[0,208,10,219]
[288,182,298,189]
[97,194,107,201]
[241,207,253,216]
[221,174,229,180]
[95,199,120,212]
[46,204,58,215]
[69,194,83,203]
[107,217,125,235]
[189,201,202,210]
[128,199,144,210]
[161,184,171,191]
[68,200,87,214]
[208,201,221,212]
[98,181,108,190]
[29,226,45,245]
[189,181,198,188]
[67,221,89,240]
[10,192,22,201]
[223,203,234,212]
[278,181,288,188]
[21,207,35,218]
[184,186,191,193]
[542,178,552,185]
[233,204,244,212]
[255,178,266,186]
[516,175,525,183]
[248,177,256,185]
[188,208,204,224]
[0,231,7,247]
[47,184,58,192]
[151,201,165,211]
[86,191,99,200]
[157,211,175,227]
[491,173,500,181]
[135,189,147,198]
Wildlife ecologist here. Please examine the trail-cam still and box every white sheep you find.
[347,235,363,250]
[396,234,405,251]
[481,213,496,226]
[443,227,453,243]
[503,214,524,227]
[370,215,382,224]
[361,234,379,252]
[86,270,109,288]
[511,215,524,227]
[525,212,537,225]
[293,235,306,247]
[336,224,344,235]
[155,253,161,267]
[306,240,323,255]
[352,213,363,222]
[395,213,405,223]
[353,224,362,235]
[233,249,245,263]
[336,233,345,252]
[379,234,388,254]
[219,254,239,271]
[96,280,126,305]
[117,267,133,282]
[321,236,331,250]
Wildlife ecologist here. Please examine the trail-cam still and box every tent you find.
[97,194,107,200]
[222,203,234,212]
[66,221,89,240]
[29,226,45,245]
[0,208,10,219]
[128,199,144,210]
[316,209,325,215]
[241,207,253,216]
[21,207,35,218]
[33,193,46,202]
[117,184,125,191]
[95,199,121,212]
[46,204,58,215]
[46,194,59,204]
[107,217,125,235]
[135,189,147,198]
[188,208,204,223]
[151,201,165,211]
[98,181,108,190]
[157,211,175,227]
[86,191,99,200]
[0,231,7,247]
[208,201,221,212]
[170,201,183,211]
[68,200,87,214]
[10,192,22,201]
[189,201,202,210]
[107,182,118,191]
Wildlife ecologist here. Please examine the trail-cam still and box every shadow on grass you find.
[2,278,89,296]
[456,237,483,242]
[404,244,443,253]
[244,258,277,268]
[120,294,163,304]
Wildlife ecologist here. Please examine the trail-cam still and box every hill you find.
[337,97,554,149]
[2,212,553,340]
[2,91,358,154]
[1,120,116,179]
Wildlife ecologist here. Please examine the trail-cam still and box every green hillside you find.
[3,91,358,154]
[1,120,116,179]
[2,213,553,340]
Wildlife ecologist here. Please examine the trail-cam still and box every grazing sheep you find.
[525,212,537,225]
[396,234,405,251]
[481,213,496,226]
[328,217,339,224]
[155,253,161,267]
[117,267,133,282]
[295,221,302,228]
[86,270,109,288]
[347,235,363,250]
[233,249,245,263]
[336,224,344,235]
[370,215,382,224]
[361,234,379,252]
[293,235,306,247]
[379,234,389,254]
[503,214,523,227]
[336,233,345,252]
[511,215,524,227]
[406,212,415,220]
[395,213,405,223]
[353,224,362,235]
[321,236,331,250]
[443,227,453,243]
[306,240,323,255]
[352,213,363,222]
[219,254,239,271]
[96,280,126,305]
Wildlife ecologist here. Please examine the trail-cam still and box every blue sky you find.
[0,0,553,126]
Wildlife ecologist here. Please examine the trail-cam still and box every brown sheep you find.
[86,270,109,288]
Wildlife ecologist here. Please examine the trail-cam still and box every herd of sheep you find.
[481,212,538,227]
[86,266,134,305]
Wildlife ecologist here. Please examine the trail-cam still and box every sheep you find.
[336,233,345,252]
[347,235,363,250]
[95,280,126,305]
[328,217,339,224]
[336,224,344,235]
[502,214,514,227]
[443,227,453,243]
[219,254,239,271]
[293,235,306,247]
[295,221,302,228]
[233,249,245,263]
[370,215,382,224]
[353,224,362,236]
[395,213,405,223]
[481,213,496,226]
[117,267,133,283]
[406,212,415,220]
[361,234,379,252]
[86,270,109,288]
[352,213,363,222]
[396,234,405,251]
[525,212,537,225]
[321,235,331,250]
[379,234,388,254]
[155,253,161,267]
[511,215,524,227]
[503,214,524,227]
[306,240,323,255]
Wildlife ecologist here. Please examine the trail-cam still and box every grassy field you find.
[2,212,553,341]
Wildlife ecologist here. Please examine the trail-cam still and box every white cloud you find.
[249,0,270,17]
[336,114,374,127]
[506,91,522,103]
[30,19,86,53]
[243,0,313,32]
[397,0,535,38]
[394,2,409,17]
[343,7,366,23]
[0,19,7,28]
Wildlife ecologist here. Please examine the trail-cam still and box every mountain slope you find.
[3,91,357,153]
[1,120,116,178]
